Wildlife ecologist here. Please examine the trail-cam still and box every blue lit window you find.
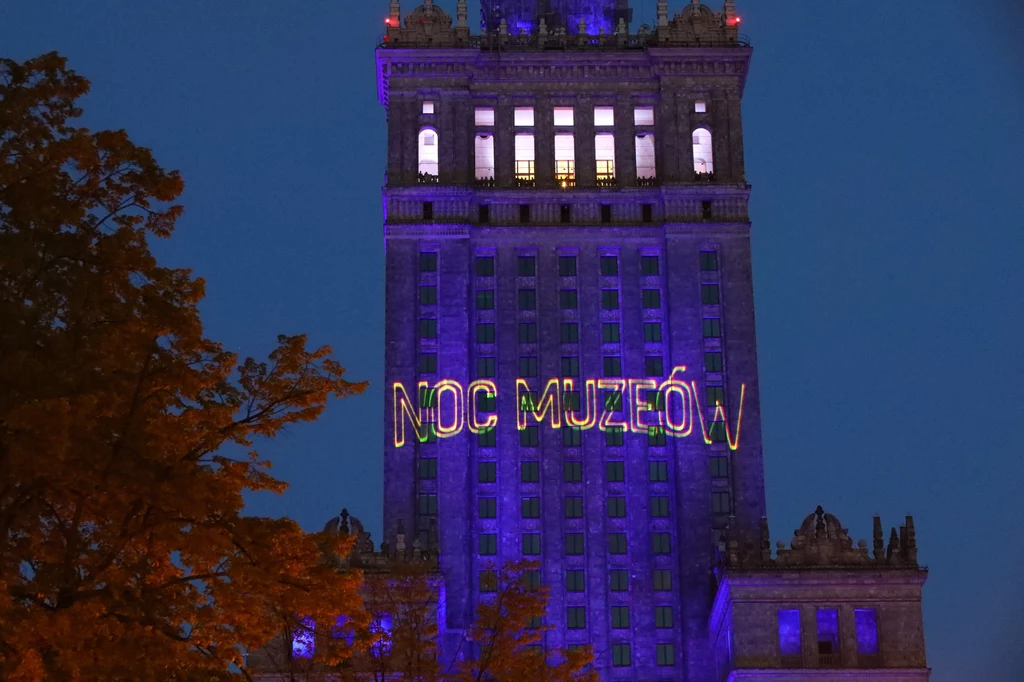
[521,461,540,483]
[855,609,880,656]
[778,610,802,658]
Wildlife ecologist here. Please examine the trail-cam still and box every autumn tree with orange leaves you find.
[0,53,369,681]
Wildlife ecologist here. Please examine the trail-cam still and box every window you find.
[422,101,435,114]
[419,318,437,339]
[524,570,542,591]
[567,606,586,629]
[476,290,495,310]
[475,107,495,126]
[606,461,625,483]
[710,456,730,479]
[692,128,714,174]
[476,356,496,377]
[602,290,620,310]
[644,323,662,343]
[702,200,713,220]
[420,285,437,305]
[518,289,536,310]
[647,390,664,411]
[565,533,584,555]
[563,426,582,447]
[651,496,670,518]
[563,391,581,413]
[656,644,675,666]
[817,609,840,659]
[522,533,541,555]
[634,106,655,126]
[655,606,673,629]
[702,284,720,305]
[602,323,621,343]
[645,356,663,377]
[709,421,728,443]
[560,289,578,309]
[653,569,672,591]
[640,255,660,275]
[608,497,626,518]
[648,426,666,447]
[420,252,438,272]
[479,204,490,223]
[478,497,497,518]
[566,570,585,593]
[564,497,583,518]
[652,532,671,554]
[515,134,535,181]
[650,461,669,482]
[519,203,531,223]
[478,428,496,447]
[419,353,437,374]
[642,203,654,223]
[596,133,616,180]
[520,391,538,413]
[561,355,580,376]
[474,134,495,180]
[554,106,575,126]
[705,352,724,372]
[422,201,433,221]
[700,250,719,271]
[560,204,571,223]
[601,204,612,223]
[555,133,576,183]
[612,644,631,667]
[600,255,619,276]
[635,133,656,179]
[604,390,622,411]
[514,107,535,126]
[521,497,541,519]
[519,322,538,343]
[419,458,437,479]
[707,385,725,407]
[712,491,731,515]
[778,610,802,659]
[420,386,436,408]
[477,324,495,344]
[609,532,627,554]
[642,289,661,309]
[610,569,628,592]
[611,606,630,628]
[421,423,438,444]
[564,460,583,483]
[475,256,494,277]
[517,255,536,276]
[702,318,722,338]
[695,100,707,113]
[520,426,539,447]
[418,128,439,176]
[605,427,624,447]
[480,570,498,593]
[855,609,880,656]
[521,461,540,483]
[478,461,496,483]
[594,106,615,126]
[418,493,438,515]
[558,324,579,345]
[559,255,578,277]
[603,356,622,377]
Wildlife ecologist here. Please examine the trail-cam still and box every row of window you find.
[475,531,674,556]
[480,567,674,593]
[422,251,719,276]
[467,495,674,519]
[778,608,880,660]
[459,459,727,484]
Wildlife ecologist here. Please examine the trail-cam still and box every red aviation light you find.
[727,16,742,26]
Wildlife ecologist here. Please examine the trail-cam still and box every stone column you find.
[712,89,729,182]
[677,91,694,182]
[801,606,818,667]
[615,94,636,188]
[840,605,859,668]
[535,95,555,188]
[726,91,746,184]
[576,96,596,187]
[402,97,420,185]
[495,96,515,188]
[452,97,472,186]
[656,88,679,183]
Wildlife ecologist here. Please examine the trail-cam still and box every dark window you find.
[648,426,667,447]
[560,204,572,224]
[700,250,719,271]
[651,496,670,518]
[476,290,495,310]
[478,204,490,224]
[656,644,675,666]
[605,427,625,447]
[479,534,497,555]
[520,426,539,447]
[521,497,541,518]
[419,458,437,479]
[706,385,725,407]
[606,461,625,482]
[520,392,537,412]
[567,606,586,629]
[478,461,496,483]
[477,324,495,345]
[419,353,437,374]
[418,493,438,515]
[612,644,631,667]
[641,203,654,223]
[518,255,536,276]
[561,356,580,377]
[702,318,722,338]
[564,461,583,483]
[602,289,620,310]
[563,426,583,447]
[650,461,669,482]
[421,423,437,444]
[519,356,538,377]
[519,322,538,343]
[641,254,660,275]
[478,497,497,518]
[610,569,628,592]
[565,532,584,555]
[701,284,720,305]
[701,200,713,220]
[712,491,731,514]
[565,496,584,518]
[480,570,498,592]
[477,356,496,378]
[608,497,626,517]
[422,202,434,221]
[643,289,661,309]
[653,569,672,591]
[609,532,628,554]
[560,324,579,344]
[520,204,531,223]
[705,352,724,372]
[419,318,437,339]
[522,533,541,555]
[524,570,542,591]
[601,204,612,223]
[560,289,579,309]
[710,456,730,479]
[652,532,671,554]
[420,252,438,272]
[655,606,674,629]
[477,428,496,447]
[709,421,728,443]
[476,255,495,276]
[645,356,664,377]
[566,570,586,593]
[644,322,662,343]
[604,391,623,411]
[600,255,619,276]
[602,323,621,343]
[603,356,622,377]
[559,255,578,277]
[521,461,540,483]
[518,289,537,310]
[611,606,630,628]
[563,391,581,411]
[647,390,664,410]
[420,285,437,305]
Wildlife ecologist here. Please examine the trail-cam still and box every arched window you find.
[692,128,714,175]
[419,128,439,177]
[475,134,494,180]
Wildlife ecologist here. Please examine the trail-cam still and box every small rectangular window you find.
[560,289,578,309]
[478,461,496,483]
[564,497,584,518]
[518,356,538,377]
[605,427,624,447]
[477,324,495,344]
[611,606,630,628]
[475,107,495,126]
[705,352,724,372]
[656,644,675,666]
[560,323,579,344]
[521,461,540,483]
[522,533,541,555]
[477,428,496,447]
[566,570,586,593]
[563,426,583,447]
[645,356,664,377]
[520,425,539,447]
[563,391,580,413]
[423,101,435,114]
[601,205,612,223]
[476,390,496,412]
[420,285,437,305]
[653,569,672,591]
[603,356,622,377]
[610,569,628,592]
[419,318,437,339]
[706,385,726,407]
[606,461,625,483]
[519,204,531,224]
[478,204,490,223]
[518,289,537,310]
[655,606,673,629]
[564,461,582,483]
[565,532,584,555]
[650,461,669,482]
[479,533,497,555]
[710,456,730,479]
[476,356,495,377]
[519,322,538,343]
[559,255,578,277]
[612,644,631,667]
[695,100,707,113]
[652,532,671,554]
[476,256,495,276]
[420,423,437,444]
[567,606,587,629]
[478,497,497,518]
[476,290,495,310]
[419,353,437,374]
[702,318,722,338]
[702,201,713,220]
[712,491,732,515]
[418,493,438,515]
[554,106,575,126]
[778,609,802,658]
[609,532,628,554]
[420,252,438,272]
[855,609,880,656]
[419,457,437,479]
[514,107,535,126]
[700,250,719,271]
[817,609,840,657]
[634,106,655,126]
[560,204,572,223]
[602,290,620,310]
[594,106,615,126]
[644,322,662,343]
[643,289,661,309]
[521,497,541,519]
[517,255,536,276]
[604,390,622,412]
[561,355,580,377]
[702,284,721,305]
[640,255,660,275]
[648,426,667,447]
[602,323,621,344]
[642,204,654,223]
[480,569,498,592]
[422,202,434,221]
[608,497,626,518]
[651,496,670,518]
[600,255,619,276]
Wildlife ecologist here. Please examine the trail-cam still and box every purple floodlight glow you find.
[855,609,880,655]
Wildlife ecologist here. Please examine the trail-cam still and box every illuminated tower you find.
[375,2,928,680]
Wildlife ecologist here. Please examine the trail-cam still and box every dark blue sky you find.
[3,2,1021,679]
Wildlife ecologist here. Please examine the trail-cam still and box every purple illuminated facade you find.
[373,2,931,680]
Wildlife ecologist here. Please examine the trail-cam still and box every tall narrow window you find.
[475,134,495,180]
[692,128,714,175]
[418,128,439,177]
[515,134,536,183]
[596,133,616,183]
[855,609,880,658]
[636,134,656,180]
[555,133,575,185]
[778,610,802,663]
[817,609,840,664]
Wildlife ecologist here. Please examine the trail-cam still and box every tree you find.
[0,53,369,680]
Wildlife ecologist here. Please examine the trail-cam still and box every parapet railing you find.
[380,32,751,51]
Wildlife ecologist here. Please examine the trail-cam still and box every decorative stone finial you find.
[905,516,918,563]
[340,508,350,534]
[886,527,900,561]
[873,516,884,561]
[396,518,406,553]
[456,0,467,28]
[389,0,401,25]
[657,0,669,28]
[616,17,627,35]
[539,17,548,37]
[578,16,587,35]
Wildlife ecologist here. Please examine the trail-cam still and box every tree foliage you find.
[0,53,369,680]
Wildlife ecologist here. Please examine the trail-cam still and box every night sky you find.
[2,1,1021,679]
